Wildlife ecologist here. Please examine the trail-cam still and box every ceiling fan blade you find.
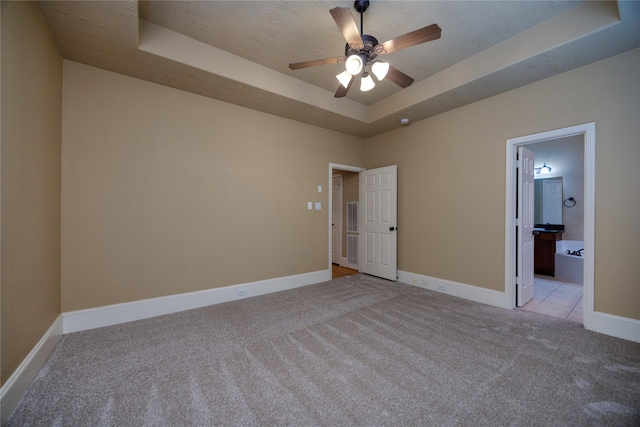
[289,56,345,70]
[385,65,415,88]
[334,77,355,98]
[330,7,364,50]
[376,24,441,55]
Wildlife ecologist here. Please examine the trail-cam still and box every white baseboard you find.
[63,270,331,334]
[399,271,640,344]
[2,270,637,425]
[589,311,640,343]
[1,314,63,425]
[398,270,508,309]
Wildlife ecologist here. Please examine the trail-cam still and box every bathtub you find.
[555,240,584,285]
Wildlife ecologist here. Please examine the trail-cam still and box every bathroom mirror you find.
[534,177,563,224]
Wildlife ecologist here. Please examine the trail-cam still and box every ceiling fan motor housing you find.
[345,34,379,66]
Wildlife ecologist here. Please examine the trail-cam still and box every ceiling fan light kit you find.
[360,72,375,91]
[371,61,389,81]
[336,70,353,88]
[288,0,441,98]
[345,54,364,75]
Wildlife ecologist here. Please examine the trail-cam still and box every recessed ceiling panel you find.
[139,1,584,105]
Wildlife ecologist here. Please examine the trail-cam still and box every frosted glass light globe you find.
[336,70,352,88]
[372,62,389,81]
[360,73,375,91]
[345,55,364,75]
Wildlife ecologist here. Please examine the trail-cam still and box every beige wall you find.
[366,48,640,320]
[61,61,365,311]
[1,2,62,385]
[2,2,638,390]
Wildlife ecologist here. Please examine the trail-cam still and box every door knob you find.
[389,226,396,231]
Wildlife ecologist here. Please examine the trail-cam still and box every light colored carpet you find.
[7,274,640,426]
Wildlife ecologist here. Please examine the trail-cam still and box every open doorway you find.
[505,123,595,329]
[329,163,365,279]
[520,136,585,323]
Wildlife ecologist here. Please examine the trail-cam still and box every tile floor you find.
[519,275,583,323]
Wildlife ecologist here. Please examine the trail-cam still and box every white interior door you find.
[517,147,535,306]
[360,165,397,281]
[332,174,342,264]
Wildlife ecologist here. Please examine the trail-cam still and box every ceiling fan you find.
[288,0,441,98]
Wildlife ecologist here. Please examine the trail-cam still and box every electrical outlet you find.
[437,284,446,291]
[411,277,419,285]
[237,289,247,297]
[420,279,429,286]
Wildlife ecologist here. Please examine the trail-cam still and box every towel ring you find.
[563,197,576,208]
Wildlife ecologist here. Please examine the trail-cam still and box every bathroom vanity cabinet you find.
[534,231,563,276]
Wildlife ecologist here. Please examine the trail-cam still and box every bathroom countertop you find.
[533,228,563,233]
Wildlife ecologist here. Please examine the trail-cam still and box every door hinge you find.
[516,160,522,168]
[515,276,519,285]
[515,218,521,226]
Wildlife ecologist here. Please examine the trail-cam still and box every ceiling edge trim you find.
[369,0,621,121]
[137,19,370,123]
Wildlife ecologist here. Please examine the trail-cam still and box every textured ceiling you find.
[36,1,640,137]
[138,0,581,105]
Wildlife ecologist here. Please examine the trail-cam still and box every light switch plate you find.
[307,202,312,210]
[318,185,322,193]
[315,202,321,210]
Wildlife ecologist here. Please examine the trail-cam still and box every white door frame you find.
[329,163,365,273]
[505,123,595,329]
[332,173,343,265]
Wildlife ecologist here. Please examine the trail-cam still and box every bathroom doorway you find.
[505,123,595,329]
[519,136,585,323]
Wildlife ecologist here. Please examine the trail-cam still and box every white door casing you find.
[517,146,535,306]
[360,165,398,281]
[332,174,342,264]
[506,123,595,331]
[329,164,365,275]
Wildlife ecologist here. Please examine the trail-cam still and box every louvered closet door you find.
[346,202,359,268]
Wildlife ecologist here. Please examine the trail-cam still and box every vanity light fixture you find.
[534,163,552,174]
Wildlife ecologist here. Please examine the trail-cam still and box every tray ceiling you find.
[36,1,640,137]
